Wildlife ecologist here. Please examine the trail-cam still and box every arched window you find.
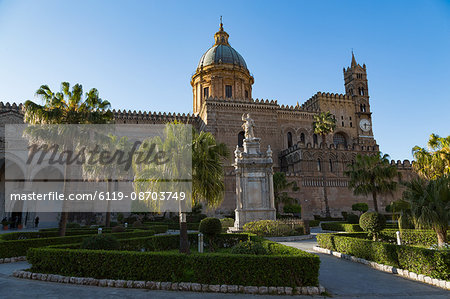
[300,133,305,144]
[317,159,322,172]
[329,159,333,172]
[333,133,347,147]
[287,132,293,148]
[238,131,245,147]
[313,134,318,145]
[363,104,366,112]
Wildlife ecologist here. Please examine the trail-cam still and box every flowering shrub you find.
[243,220,304,237]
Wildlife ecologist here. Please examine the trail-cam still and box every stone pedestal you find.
[230,138,276,231]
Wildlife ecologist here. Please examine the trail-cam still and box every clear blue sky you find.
[0,0,449,161]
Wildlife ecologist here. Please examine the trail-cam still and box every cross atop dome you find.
[214,17,230,46]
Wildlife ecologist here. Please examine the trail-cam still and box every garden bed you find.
[26,233,320,287]
[0,230,157,259]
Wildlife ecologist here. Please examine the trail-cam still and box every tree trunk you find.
[372,191,379,212]
[437,229,447,248]
[323,174,330,218]
[179,212,190,254]
[105,180,111,228]
[58,211,68,237]
[58,162,69,237]
[321,134,331,218]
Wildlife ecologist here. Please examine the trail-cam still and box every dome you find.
[197,44,247,70]
[197,22,248,70]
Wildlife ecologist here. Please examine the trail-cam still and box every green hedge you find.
[1,226,167,241]
[0,230,154,258]
[379,229,450,247]
[27,239,319,287]
[243,220,305,237]
[127,233,251,252]
[309,220,320,227]
[320,222,363,232]
[52,233,252,252]
[317,233,450,280]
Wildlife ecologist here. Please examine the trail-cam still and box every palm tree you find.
[412,134,450,180]
[273,172,298,213]
[190,130,229,252]
[192,131,229,207]
[387,199,412,230]
[24,82,112,236]
[344,152,398,212]
[403,175,450,247]
[133,125,229,253]
[80,134,131,227]
[313,111,336,217]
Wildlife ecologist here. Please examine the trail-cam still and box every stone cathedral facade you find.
[0,23,413,223]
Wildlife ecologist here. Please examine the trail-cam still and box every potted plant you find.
[2,219,9,230]
[17,222,23,229]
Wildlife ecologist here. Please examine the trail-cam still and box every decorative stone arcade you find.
[231,114,276,231]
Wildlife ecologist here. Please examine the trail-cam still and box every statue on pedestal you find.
[228,113,276,233]
[241,113,255,140]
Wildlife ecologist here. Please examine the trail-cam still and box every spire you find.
[351,51,357,67]
[214,16,229,46]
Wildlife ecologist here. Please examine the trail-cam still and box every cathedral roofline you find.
[0,101,199,123]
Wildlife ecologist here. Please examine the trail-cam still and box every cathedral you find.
[0,22,413,224]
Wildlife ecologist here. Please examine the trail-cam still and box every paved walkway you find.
[0,228,448,298]
[279,227,449,298]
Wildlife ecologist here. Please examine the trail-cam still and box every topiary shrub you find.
[111,226,125,233]
[352,203,369,215]
[80,234,120,250]
[346,213,359,224]
[199,218,222,251]
[359,212,386,240]
[231,240,268,255]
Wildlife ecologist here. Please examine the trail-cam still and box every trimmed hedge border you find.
[317,233,450,281]
[48,233,252,252]
[313,246,450,290]
[0,230,155,259]
[1,226,168,241]
[379,229,450,247]
[320,222,363,232]
[13,270,326,295]
[26,234,320,287]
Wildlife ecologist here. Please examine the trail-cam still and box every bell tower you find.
[343,52,375,145]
